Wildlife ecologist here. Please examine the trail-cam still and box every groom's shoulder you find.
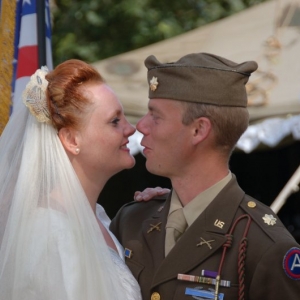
[120,194,169,213]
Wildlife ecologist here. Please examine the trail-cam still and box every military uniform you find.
[110,176,300,300]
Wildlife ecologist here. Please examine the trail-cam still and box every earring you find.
[75,148,80,154]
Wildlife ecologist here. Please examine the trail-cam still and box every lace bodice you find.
[96,204,141,300]
[109,248,142,300]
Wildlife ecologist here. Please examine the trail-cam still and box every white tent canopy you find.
[93,0,300,154]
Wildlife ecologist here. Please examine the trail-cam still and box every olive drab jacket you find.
[110,176,300,300]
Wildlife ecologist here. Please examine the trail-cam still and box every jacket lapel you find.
[141,197,170,269]
[151,175,245,288]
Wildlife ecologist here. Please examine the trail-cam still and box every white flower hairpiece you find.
[22,66,51,123]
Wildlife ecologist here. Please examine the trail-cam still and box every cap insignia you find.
[150,76,159,91]
[262,214,277,226]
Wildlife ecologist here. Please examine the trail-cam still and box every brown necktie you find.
[165,208,187,256]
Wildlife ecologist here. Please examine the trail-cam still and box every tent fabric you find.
[93,0,300,154]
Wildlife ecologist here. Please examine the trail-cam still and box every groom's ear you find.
[191,117,212,146]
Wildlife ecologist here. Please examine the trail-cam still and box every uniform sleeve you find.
[249,241,300,300]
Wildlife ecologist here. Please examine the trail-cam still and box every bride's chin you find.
[124,156,136,169]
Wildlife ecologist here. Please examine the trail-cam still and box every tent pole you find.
[270,165,300,213]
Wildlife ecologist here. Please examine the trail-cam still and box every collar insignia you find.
[197,237,215,250]
[214,219,225,229]
[147,222,162,233]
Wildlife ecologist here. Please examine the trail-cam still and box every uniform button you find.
[247,201,256,208]
[151,292,160,300]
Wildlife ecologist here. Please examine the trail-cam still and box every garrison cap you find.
[145,53,258,107]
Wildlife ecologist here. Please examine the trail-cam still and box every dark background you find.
[99,140,300,243]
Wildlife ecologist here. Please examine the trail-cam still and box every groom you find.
[110,52,300,300]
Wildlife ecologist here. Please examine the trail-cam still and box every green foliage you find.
[52,0,268,66]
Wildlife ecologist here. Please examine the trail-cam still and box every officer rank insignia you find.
[262,214,277,226]
[150,77,159,91]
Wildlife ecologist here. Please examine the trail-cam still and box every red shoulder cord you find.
[215,214,252,300]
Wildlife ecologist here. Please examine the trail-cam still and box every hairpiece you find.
[22,66,51,123]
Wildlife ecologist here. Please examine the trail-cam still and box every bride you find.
[0,59,165,299]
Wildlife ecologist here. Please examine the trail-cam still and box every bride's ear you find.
[58,128,80,155]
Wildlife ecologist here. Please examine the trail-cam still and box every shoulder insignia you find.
[262,214,277,226]
[283,247,300,280]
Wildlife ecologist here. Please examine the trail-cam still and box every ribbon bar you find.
[178,274,230,287]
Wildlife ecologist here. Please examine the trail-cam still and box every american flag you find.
[12,0,53,113]
[0,0,53,126]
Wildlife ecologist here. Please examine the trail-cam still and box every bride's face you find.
[77,83,136,177]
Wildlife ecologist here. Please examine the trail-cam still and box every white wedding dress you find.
[21,204,141,300]
[96,204,142,300]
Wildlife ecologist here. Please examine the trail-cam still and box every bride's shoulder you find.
[95,203,111,225]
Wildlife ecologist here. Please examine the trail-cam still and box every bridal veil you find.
[0,67,125,299]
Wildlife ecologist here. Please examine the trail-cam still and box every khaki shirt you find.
[167,172,232,228]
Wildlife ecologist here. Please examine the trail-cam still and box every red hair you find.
[45,59,104,130]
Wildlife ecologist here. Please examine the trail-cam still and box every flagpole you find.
[36,0,47,67]
[0,0,17,134]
